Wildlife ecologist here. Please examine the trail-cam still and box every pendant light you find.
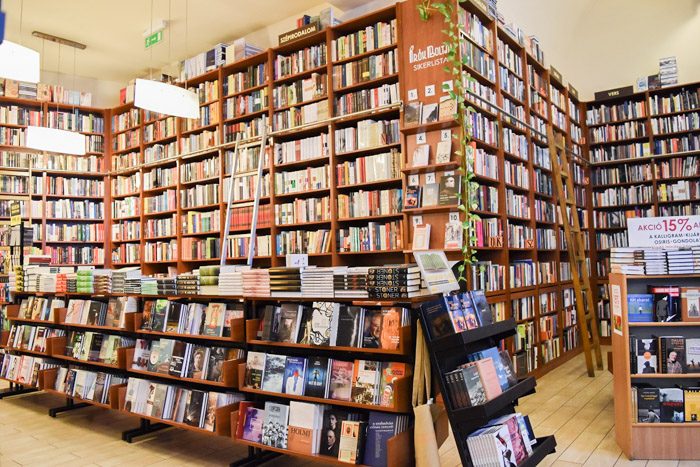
[0,0,40,83]
[134,0,198,119]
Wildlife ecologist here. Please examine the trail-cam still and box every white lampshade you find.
[0,40,40,83]
[26,126,86,156]
[134,78,199,119]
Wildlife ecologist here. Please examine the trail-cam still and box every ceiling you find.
[2,0,372,85]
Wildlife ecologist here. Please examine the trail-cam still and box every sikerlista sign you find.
[627,216,700,248]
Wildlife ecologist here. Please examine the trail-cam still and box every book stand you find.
[417,294,558,466]
[0,381,39,399]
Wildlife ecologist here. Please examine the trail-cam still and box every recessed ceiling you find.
[2,0,370,85]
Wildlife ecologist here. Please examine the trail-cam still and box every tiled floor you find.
[2,349,697,466]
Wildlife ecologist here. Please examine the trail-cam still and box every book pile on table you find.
[66,272,77,293]
[113,267,141,294]
[56,273,67,293]
[176,273,200,295]
[367,264,421,299]
[200,266,220,295]
[218,266,248,296]
[76,270,94,294]
[610,248,647,275]
[243,269,270,297]
[667,247,700,274]
[93,270,112,294]
[140,277,157,295]
[301,267,334,297]
[157,276,177,296]
[333,267,369,299]
[270,267,301,297]
[39,273,57,293]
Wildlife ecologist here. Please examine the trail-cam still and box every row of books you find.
[331,19,397,61]
[588,121,647,144]
[60,330,135,364]
[0,80,93,105]
[405,173,460,209]
[593,185,654,207]
[0,354,59,386]
[648,89,699,115]
[237,399,408,465]
[7,324,65,353]
[131,338,243,383]
[272,73,324,109]
[612,247,700,275]
[467,413,539,466]
[244,351,407,408]
[419,290,492,340]
[124,377,243,431]
[140,299,244,338]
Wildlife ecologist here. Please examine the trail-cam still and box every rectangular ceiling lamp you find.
[26,126,86,156]
[0,40,40,83]
[134,78,199,119]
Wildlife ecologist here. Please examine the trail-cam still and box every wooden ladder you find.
[547,127,603,377]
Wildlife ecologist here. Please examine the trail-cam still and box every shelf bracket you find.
[48,398,91,417]
[0,382,39,399]
[229,447,280,467]
[121,418,170,443]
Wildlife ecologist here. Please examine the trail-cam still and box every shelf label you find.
[627,215,700,248]
[279,21,320,46]
[611,284,622,336]
[285,254,308,268]
[9,201,20,226]
[145,30,162,49]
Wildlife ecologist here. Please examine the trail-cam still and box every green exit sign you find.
[145,30,162,49]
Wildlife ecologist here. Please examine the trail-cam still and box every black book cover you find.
[206,347,227,382]
[86,301,104,326]
[660,388,684,423]
[168,341,187,377]
[336,306,363,347]
[304,356,330,398]
[637,387,661,423]
[419,299,454,340]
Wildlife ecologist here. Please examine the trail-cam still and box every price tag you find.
[442,80,453,92]
[408,89,418,100]
[426,172,436,184]
[441,129,452,141]
[448,212,460,223]
[425,84,436,97]
[416,132,426,144]
[412,215,423,226]
[409,175,419,185]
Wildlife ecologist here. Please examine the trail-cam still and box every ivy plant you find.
[418,0,481,282]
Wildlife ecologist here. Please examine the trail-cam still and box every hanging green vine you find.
[417,0,481,282]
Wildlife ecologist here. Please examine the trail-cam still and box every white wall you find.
[497,0,700,100]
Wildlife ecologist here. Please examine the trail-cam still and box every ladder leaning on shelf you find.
[220,119,270,267]
[547,127,603,377]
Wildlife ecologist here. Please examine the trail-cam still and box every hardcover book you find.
[261,354,286,393]
[304,356,330,398]
[183,390,206,427]
[404,101,422,126]
[627,294,654,322]
[637,387,661,423]
[241,406,265,443]
[329,359,354,401]
[262,402,289,448]
[283,356,307,396]
[421,183,439,207]
[245,351,266,389]
[660,387,684,423]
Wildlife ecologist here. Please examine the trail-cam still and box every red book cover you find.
[471,358,503,400]
[235,401,255,440]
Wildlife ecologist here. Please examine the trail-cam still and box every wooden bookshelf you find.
[585,82,700,344]
[611,273,700,460]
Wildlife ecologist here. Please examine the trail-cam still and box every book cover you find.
[245,351,266,389]
[421,183,439,207]
[308,302,337,346]
[362,309,383,349]
[404,101,422,126]
[283,356,307,396]
[489,414,528,465]
[335,306,363,348]
[262,402,289,448]
[205,347,227,382]
[435,140,452,164]
[287,425,315,454]
[659,336,685,374]
[461,295,480,330]
[241,406,265,442]
[187,346,209,380]
[637,338,658,374]
[461,364,487,406]
[379,308,401,350]
[183,390,206,427]
[329,359,354,401]
[261,354,286,393]
[131,339,151,371]
[627,294,654,322]
[86,301,103,326]
[420,298,456,340]
[304,356,330,398]
[362,412,399,466]
[277,304,301,343]
[685,387,700,421]
[168,341,187,377]
[438,173,460,205]
[165,302,184,333]
[649,286,681,322]
[155,339,175,373]
[351,359,380,404]
[412,224,431,251]
[421,103,438,124]
[637,387,661,423]
[438,96,457,120]
[203,303,226,337]
[141,300,155,331]
[444,221,463,249]
[660,387,684,423]
[338,420,365,464]
[379,361,407,407]
[686,338,700,373]
[471,358,502,400]
[151,299,169,332]
[469,290,493,326]
[411,144,429,167]
[404,185,421,209]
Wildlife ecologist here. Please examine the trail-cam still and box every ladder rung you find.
[560,171,568,178]
[566,199,575,205]
[231,170,259,177]
[232,201,255,208]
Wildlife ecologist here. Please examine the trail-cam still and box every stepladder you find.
[547,127,603,377]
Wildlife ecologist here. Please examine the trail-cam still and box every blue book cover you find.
[469,346,510,391]
[362,412,399,466]
[283,356,307,396]
[628,294,654,322]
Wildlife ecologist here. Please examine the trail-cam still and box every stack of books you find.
[243,269,270,297]
[76,270,94,294]
[270,267,301,297]
[93,270,112,294]
[125,275,142,294]
[218,266,248,296]
[141,277,157,295]
[612,247,700,275]
[367,264,421,299]
[333,267,369,299]
[467,413,538,466]
[301,267,335,297]
[38,273,57,293]
[659,57,678,87]
[610,248,647,275]
[112,267,140,294]
[668,248,700,274]
[157,277,177,295]
[176,273,200,295]
[66,272,77,293]
[200,266,220,295]
[643,249,669,275]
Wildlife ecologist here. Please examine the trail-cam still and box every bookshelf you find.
[585,82,700,343]
[610,273,700,460]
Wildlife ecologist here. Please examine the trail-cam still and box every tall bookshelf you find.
[585,82,700,343]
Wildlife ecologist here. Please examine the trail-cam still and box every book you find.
[308,302,338,346]
[411,144,429,167]
[351,360,380,404]
[420,298,456,340]
[262,402,289,448]
[636,338,658,374]
[435,139,452,164]
[627,294,654,322]
[412,224,431,251]
[685,387,700,421]
[245,351,266,389]
[637,387,661,423]
[687,338,700,373]
[438,173,460,205]
[469,358,503,400]
[403,186,421,209]
[261,354,286,393]
[438,96,457,120]
[421,103,438,123]
[487,414,529,465]
[283,356,306,396]
[203,303,226,336]
[470,290,492,326]
[241,406,265,443]
[379,362,407,407]
[335,306,363,348]
[183,390,206,427]
[421,183,439,206]
[659,336,685,374]
[205,347,227,382]
[304,356,330,398]
[682,288,700,322]
[379,308,401,350]
[363,412,402,466]
[151,299,169,332]
[404,101,422,126]
[320,409,349,457]
[444,222,462,249]
[660,388,684,423]
[187,346,209,379]
[288,401,322,454]
[362,310,383,349]
[277,304,302,343]
[338,420,366,464]
[649,285,681,322]
[329,359,354,401]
